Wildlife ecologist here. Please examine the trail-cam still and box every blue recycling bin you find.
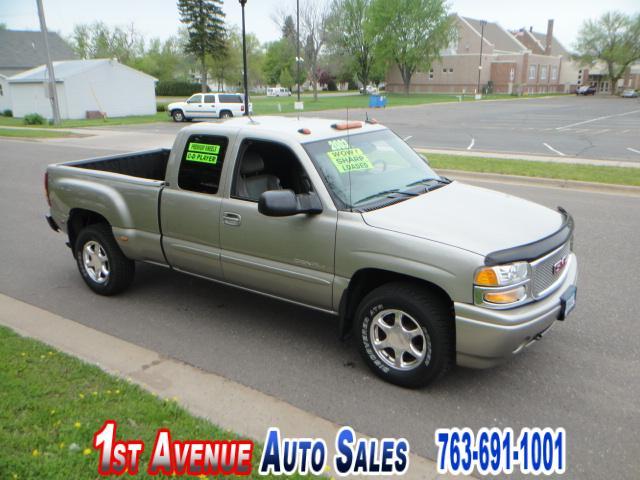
[368,94,387,108]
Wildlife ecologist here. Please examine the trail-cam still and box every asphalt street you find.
[1,135,639,479]
[94,95,640,162]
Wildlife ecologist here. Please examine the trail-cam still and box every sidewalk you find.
[0,293,456,479]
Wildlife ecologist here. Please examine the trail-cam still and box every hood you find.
[361,181,563,257]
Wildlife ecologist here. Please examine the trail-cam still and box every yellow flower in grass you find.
[83,448,92,456]
[50,409,56,415]
[115,389,120,395]
[92,391,98,396]
[48,351,54,356]
[59,442,65,449]
[79,393,85,399]
[74,421,81,428]
[32,449,40,457]
[20,352,26,357]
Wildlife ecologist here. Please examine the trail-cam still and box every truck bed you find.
[67,149,170,181]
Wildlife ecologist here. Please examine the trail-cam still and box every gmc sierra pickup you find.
[45,116,578,387]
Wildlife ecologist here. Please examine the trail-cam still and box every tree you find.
[301,1,331,100]
[177,0,226,92]
[279,68,294,90]
[263,39,296,86]
[70,22,144,63]
[327,0,379,90]
[370,0,454,93]
[575,11,640,94]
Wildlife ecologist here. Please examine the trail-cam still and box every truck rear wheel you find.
[74,224,135,296]
[219,110,232,119]
[355,282,454,388]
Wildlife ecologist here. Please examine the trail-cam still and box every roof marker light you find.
[298,128,311,135]
[331,121,363,131]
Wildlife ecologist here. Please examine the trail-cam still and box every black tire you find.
[74,223,135,296]
[219,110,232,119]
[172,110,185,122]
[355,282,454,388]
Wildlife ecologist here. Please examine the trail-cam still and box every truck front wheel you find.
[355,282,454,388]
[74,224,135,296]
[172,110,185,122]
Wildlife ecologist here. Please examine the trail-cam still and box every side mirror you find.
[258,190,322,217]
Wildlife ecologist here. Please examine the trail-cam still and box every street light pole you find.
[476,20,486,98]
[239,0,249,116]
[36,0,61,125]
[296,0,301,102]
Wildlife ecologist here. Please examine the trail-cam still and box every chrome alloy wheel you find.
[82,240,110,284]
[369,309,430,370]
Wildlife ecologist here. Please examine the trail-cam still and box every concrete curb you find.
[0,293,456,480]
[436,169,640,196]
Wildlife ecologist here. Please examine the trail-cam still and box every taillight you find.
[241,105,245,112]
[44,172,51,206]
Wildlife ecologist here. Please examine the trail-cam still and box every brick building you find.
[386,15,565,95]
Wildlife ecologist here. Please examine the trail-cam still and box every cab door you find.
[160,133,232,279]
[184,94,204,118]
[201,94,218,118]
[219,139,337,310]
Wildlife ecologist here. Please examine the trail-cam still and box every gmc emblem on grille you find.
[552,255,568,275]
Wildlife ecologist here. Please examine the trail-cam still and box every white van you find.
[167,93,253,122]
[267,87,292,97]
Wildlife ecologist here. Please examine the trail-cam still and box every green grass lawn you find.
[248,92,567,115]
[424,152,640,187]
[0,326,318,479]
[0,128,74,138]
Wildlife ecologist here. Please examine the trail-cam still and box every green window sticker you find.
[188,142,220,154]
[186,151,218,164]
[327,147,373,173]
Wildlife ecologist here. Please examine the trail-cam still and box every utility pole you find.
[239,0,249,116]
[476,20,487,99]
[36,0,61,124]
[296,0,301,102]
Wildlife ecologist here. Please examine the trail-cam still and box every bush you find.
[2,109,12,117]
[156,81,209,97]
[23,113,46,125]
[156,102,168,112]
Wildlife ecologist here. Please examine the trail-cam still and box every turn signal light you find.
[484,286,526,304]
[475,268,498,286]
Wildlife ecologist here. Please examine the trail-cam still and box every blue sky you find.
[1,0,638,51]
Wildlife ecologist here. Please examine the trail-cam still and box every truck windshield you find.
[303,129,442,209]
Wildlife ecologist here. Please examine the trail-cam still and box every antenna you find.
[346,107,353,211]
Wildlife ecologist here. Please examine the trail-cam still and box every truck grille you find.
[531,242,571,298]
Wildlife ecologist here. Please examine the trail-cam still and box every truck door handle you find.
[223,212,241,226]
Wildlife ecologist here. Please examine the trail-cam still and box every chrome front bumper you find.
[455,253,578,369]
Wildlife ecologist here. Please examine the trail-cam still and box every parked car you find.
[576,85,596,95]
[45,116,578,388]
[167,93,253,122]
[267,87,292,97]
[621,89,638,98]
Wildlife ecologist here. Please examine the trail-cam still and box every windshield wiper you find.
[353,188,417,206]
[405,177,451,188]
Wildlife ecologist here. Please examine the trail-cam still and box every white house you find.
[0,74,11,112]
[8,59,157,119]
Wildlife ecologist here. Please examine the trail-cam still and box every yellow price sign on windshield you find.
[327,148,373,173]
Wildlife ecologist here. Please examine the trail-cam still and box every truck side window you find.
[203,94,216,103]
[178,135,228,194]
[232,139,314,202]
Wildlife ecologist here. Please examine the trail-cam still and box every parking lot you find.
[1,122,640,477]
[69,95,640,163]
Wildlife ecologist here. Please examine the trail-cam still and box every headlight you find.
[474,262,529,286]
[474,262,531,308]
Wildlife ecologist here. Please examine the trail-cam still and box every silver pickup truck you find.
[45,116,578,387]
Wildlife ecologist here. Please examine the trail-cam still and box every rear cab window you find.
[219,94,242,103]
[203,94,216,103]
[177,134,229,194]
